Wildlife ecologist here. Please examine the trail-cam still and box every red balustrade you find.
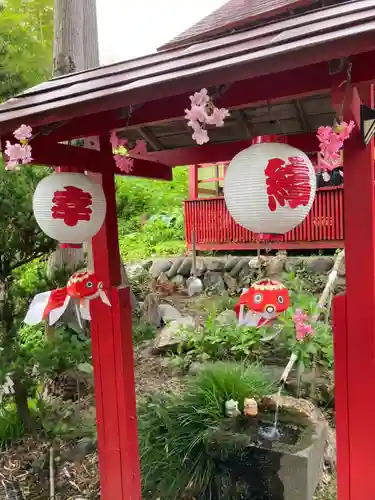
[184,186,344,250]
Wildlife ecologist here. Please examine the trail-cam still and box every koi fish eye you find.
[254,293,263,304]
[277,296,284,304]
[86,281,93,289]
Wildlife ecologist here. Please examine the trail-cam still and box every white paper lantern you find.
[224,143,316,238]
[33,172,106,244]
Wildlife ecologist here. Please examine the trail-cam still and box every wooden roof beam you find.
[132,131,319,166]
[232,110,255,139]
[22,140,172,180]
[136,126,163,151]
[293,99,311,132]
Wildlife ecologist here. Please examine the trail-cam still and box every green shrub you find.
[0,404,24,449]
[183,313,266,362]
[132,322,157,345]
[177,276,334,371]
[139,362,275,499]
[116,167,188,260]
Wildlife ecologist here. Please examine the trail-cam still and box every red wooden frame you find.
[0,7,374,498]
[184,187,344,251]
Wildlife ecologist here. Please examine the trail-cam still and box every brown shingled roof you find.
[158,0,319,50]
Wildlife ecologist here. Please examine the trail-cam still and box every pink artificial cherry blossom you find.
[316,120,355,177]
[190,88,210,107]
[5,140,32,170]
[192,127,209,145]
[114,155,134,174]
[185,105,208,125]
[205,107,230,127]
[185,88,230,145]
[4,124,33,170]
[110,130,147,173]
[13,124,32,141]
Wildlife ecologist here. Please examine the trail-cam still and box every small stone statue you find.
[225,399,241,418]
[244,397,258,417]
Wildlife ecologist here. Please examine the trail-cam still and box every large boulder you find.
[238,263,254,288]
[195,258,207,277]
[216,309,237,326]
[177,257,193,276]
[150,259,172,278]
[223,273,238,294]
[153,316,195,353]
[225,256,240,272]
[306,257,334,274]
[167,257,184,278]
[230,258,247,277]
[203,271,225,294]
[159,303,182,322]
[265,253,287,277]
[205,258,225,272]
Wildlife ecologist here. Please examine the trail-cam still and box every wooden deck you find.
[184,186,344,250]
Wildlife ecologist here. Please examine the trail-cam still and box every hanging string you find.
[257,246,262,280]
[336,61,352,125]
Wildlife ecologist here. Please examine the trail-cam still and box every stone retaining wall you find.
[128,253,346,295]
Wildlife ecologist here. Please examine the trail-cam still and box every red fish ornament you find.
[24,271,111,327]
[234,279,290,328]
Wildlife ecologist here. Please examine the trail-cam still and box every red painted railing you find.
[184,186,344,250]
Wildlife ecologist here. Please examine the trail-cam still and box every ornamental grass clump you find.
[138,362,275,499]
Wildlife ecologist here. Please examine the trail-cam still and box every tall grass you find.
[138,362,275,499]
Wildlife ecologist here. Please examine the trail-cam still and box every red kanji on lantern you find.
[51,185,93,226]
[265,156,311,212]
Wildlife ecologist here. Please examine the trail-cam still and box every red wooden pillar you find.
[189,164,198,199]
[332,294,349,500]
[90,135,141,499]
[338,83,375,500]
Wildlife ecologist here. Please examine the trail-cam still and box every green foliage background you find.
[0,0,53,101]
[116,167,188,261]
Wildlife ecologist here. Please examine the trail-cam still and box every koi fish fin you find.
[24,292,53,325]
[49,295,71,325]
[238,310,260,327]
[99,289,111,307]
[24,288,69,326]
[80,299,91,321]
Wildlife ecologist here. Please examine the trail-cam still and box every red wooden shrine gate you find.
[0,1,375,499]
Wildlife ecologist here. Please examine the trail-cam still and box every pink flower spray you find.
[316,120,355,181]
[4,125,33,170]
[293,309,314,341]
[185,88,230,145]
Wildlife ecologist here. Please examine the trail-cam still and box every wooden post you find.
[341,83,375,500]
[332,293,349,500]
[188,164,198,199]
[90,135,141,499]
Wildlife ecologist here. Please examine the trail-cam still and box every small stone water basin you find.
[202,397,328,500]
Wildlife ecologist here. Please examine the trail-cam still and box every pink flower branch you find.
[293,309,314,341]
[110,130,147,174]
[185,88,230,145]
[316,120,355,181]
[4,125,33,170]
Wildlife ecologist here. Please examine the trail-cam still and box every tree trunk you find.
[82,0,100,69]
[13,375,35,434]
[53,0,84,76]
